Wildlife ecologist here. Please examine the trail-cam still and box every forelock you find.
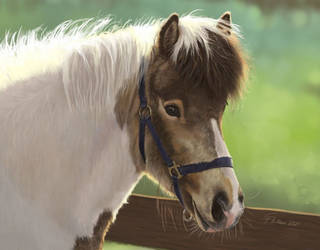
[170,15,247,102]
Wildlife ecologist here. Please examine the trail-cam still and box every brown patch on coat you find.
[158,13,180,58]
[114,77,146,173]
[180,173,201,195]
[173,30,247,104]
[73,211,113,250]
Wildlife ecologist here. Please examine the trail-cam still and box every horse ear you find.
[217,11,232,35]
[158,13,180,58]
[219,11,232,24]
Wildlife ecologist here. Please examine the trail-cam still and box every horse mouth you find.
[192,200,219,233]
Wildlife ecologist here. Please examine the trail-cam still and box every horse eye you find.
[165,104,180,118]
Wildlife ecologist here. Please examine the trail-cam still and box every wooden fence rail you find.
[107,194,320,250]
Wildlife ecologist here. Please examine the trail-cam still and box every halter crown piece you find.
[138,63,234,207]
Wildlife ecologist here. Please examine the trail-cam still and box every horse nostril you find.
[238,193,244,204]
[211,191,228,223]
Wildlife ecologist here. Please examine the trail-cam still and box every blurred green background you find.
[1,0,319,249]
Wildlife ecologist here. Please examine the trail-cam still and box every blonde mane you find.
[0,14,240,111]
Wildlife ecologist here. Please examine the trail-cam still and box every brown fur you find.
[220,11,232,23]
[114,78,145,172]
[114,13,247,225]
[73,211,113,250]
[158,13,180,58]
[173,32,246,103]
[145,14,247,213]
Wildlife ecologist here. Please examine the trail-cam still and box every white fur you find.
[0,15,239,250]
[0,72,142,249]
[171,13,240,62]
[211,119,242,222]
[211,119,231,158]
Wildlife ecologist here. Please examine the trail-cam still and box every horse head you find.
[140,12,248,232]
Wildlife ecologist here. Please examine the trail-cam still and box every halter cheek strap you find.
[138,74,233,207]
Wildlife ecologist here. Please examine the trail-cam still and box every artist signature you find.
[264,215,301,227]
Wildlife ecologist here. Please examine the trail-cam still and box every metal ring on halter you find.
[139,105,152,120]
[183,209,193,222]
[168,161,183,179]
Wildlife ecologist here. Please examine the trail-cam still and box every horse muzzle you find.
[183,189,244,233]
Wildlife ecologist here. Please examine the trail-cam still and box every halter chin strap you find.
[138,73,233,207]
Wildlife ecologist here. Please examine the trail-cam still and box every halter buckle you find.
[139,105,152,120]
[168,161,183,179]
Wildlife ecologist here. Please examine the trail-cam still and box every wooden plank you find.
[107,194,320,250]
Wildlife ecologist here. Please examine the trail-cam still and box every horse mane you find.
[0,18,112,88]
[168,15,247,102]
[0,13,246,111]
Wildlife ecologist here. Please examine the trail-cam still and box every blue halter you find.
[138,73,233,207]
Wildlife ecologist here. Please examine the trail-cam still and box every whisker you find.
[162,200,169,233]
[188,223,198,232]
[182,211,189,232]
[245,190,262,201]
[229,228,232,240]
[188,222,200,236]
[239,220,244,235]
[206,231,214,240]
[159,200,166,232]
[242,217,255,230]
[168,206,178,231]
[164,202,169,231]
[155,173,168,233]
[210,231,217,240]
[234,223,238,239]
[220,230,224,244]
[189,226,198,235]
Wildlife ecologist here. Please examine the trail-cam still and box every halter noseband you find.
[138,72,233,207]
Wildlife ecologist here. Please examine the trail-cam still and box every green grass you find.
[1,0,320,249]
[223,76,320,213]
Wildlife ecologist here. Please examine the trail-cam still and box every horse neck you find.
[0,26,154,245]
[62,26,154,113]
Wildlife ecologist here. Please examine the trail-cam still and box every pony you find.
[0,11,248,250]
